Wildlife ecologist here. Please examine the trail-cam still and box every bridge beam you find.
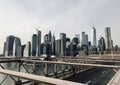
[22,60,120,69]
[14,80,22,85]
[0,69,84,85]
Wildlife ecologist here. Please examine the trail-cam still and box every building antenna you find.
[36,27,40,32]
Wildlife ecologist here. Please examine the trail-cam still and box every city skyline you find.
[0,0,120,53]
[3,27,116,57]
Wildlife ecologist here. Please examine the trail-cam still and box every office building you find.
[98,37,106,52]
[21,45,26,57]
[16,45,22,57]
[36,30,41,56]
[31,34,37,56]
[23,42,31,57]
[55,39,61,56]
[72,38,79,56]
[4,35,15,56]
[75,34,80,43]
[48,31,52,42]
[13,37,21,57]
[85,34,88,46]
[66,38,71,56]
[105,27,112,51]
[72,38,79,45]
[82,32,88,46]
[60,33,66,56]
[44,34,49,43]
[51,35,55,55]
[91,26,97,47]
[42,43,50,55]
[82,32,86,46]
[3,42,6,56]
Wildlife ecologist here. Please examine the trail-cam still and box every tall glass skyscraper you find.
[55,39,61,56]
[24,41,31,57]
[82,32,86,46]
[82,32,88,46]
[48,31,52,42]
[4,35,15,56]
[31,34,37,56]
[75,34,80,43]
[60,33,66,56]
[91,26,97,47]
[36,30,41,56]
[13,37,21,57]
[105,27,112,50]
[98,37,106,52]
[51,35,55,55]
[85,34,88,46]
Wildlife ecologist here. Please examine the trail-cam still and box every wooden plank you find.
[60,59,120,63]
[0,69,84,85]
[107,70,120,85]
[22,60,120,69]
[0,59,20,63]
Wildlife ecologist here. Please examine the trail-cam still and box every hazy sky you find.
[0,0,120,54]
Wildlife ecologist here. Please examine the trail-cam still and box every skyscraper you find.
[82,32,86,46]
[31,34,37,56]
[85,34,88,46]
[98,37,106,52]
[36,30,41,56]
[13,37,21,57]
[91,26,97,47]
[23,42,31,57]
[21,45,26,57]
[16,45,22,57]
[105,27,112,50]
[44,34,49,43]
[72,38,79,56]
[51,35,55,55]
[60,33,66,56]
[75,34,80,43]
[42,43,50,55]
[48,31,52,42]
[72,38,79,45]
[3,42,6,57]
[66,38,71,56]
[55,39,61,56]
[82,32,88,46]
[4,35,15,56]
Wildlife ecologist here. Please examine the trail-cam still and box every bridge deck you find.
[107,69,120,85]
[0,69,84,85]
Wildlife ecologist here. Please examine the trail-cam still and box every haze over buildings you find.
[0,0,120,54]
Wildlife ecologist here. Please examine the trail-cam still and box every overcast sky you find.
[0,0,120,54]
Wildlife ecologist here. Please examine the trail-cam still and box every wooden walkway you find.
[0,69,85,85]
[107,69,120,85]
[0,55,120,85]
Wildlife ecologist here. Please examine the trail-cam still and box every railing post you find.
[32,62,40,85]
[44,63,48,76]
[62,64,65,79]
[33,62,36,74]
[112,51,114,60]
[17,62,22,84]
[54,64,57,78]
[14,62,22,85]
